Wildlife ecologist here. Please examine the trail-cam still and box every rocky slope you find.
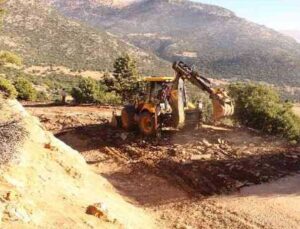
[45,0,300,86]
[0,99,156,228]
[0,0,171,75]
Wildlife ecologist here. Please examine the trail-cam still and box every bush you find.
[71,77,99,103]
[71,77,122,104]
[0,77,17,99]
[0,51,22,66]
[229,83,300,142]
[36,91,49,102]
[97,84,121,105]
[14,78,37,101]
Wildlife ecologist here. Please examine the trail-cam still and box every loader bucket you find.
[212,94,234,121]
[212,99,234,121]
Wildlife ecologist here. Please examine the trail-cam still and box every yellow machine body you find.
[114,61,234,135]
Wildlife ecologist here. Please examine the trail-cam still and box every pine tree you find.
[109,54,141,102]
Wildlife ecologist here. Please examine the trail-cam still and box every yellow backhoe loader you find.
[112,61,234,135]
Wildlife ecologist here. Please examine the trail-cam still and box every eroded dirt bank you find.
[0,101,156,228]
[26,103,300,229]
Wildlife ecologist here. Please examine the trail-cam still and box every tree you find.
[229,82,300,142]
[14,78,37,101]
[105,54,141,102]
[71,77,121,104]
[71,77,99,103]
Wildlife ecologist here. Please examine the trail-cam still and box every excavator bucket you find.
[211,89,234,121]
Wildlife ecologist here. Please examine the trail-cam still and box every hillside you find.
[0,0,171,75]
[45,0,300,86]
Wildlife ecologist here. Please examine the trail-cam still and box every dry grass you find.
[24,65,105,80]
[293,104,300,117]
[0,99,26,164]
[0,120,26,164]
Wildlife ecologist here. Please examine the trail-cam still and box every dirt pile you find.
[0,100,155,228]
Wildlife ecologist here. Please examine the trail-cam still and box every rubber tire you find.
[138,111,156,136]
[121,106,136,130]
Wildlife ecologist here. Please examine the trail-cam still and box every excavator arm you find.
[171,61,234,123]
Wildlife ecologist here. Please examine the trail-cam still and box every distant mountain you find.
[44,0,300,86]
[0,0,171,75]
[280,30,300,43]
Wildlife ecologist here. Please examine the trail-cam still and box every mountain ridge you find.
[44,0,300,86]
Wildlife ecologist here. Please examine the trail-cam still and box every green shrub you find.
[14,78,37,101]
[98,90,121,105]
[0,51,22,66]
[0,77,17,99]
[36,91,49,102]
[71,77,122,104]
[71,77,99,103]
[229,82,300,142]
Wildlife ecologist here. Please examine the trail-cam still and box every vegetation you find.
[187,82,213,123]
[229,83,300,142]
[0,66,84,99]
[14,78,37,101]
[104,54,142,103]
[71,78,100,103]
[0,0,21,100]
[36,91,49,102]
[0,77,17,99]
[71,77,121,104]
[0,0,170,75]
[0,51,22,66]
[48,0,300,86]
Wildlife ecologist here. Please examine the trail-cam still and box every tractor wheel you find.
[121,106,136,130]
[139,111,156,136]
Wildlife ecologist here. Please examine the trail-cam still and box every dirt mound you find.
[0,100,155,228]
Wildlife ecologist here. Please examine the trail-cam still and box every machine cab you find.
[144,77,174,102]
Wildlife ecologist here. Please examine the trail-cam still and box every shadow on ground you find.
[55,123,300,206]
[101,150,300,207]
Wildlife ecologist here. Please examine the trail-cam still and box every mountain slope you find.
[0,0,171,75]
[45,0,300,86]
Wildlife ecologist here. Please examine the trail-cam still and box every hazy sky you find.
[194,0,300,31]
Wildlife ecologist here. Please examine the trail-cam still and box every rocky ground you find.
[25,103,300,229]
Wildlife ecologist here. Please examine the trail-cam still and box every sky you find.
[194,0,300,31]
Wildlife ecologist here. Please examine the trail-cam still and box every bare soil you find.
[25,103,300,229]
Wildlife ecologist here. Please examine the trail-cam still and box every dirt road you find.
[25,103,300,228]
